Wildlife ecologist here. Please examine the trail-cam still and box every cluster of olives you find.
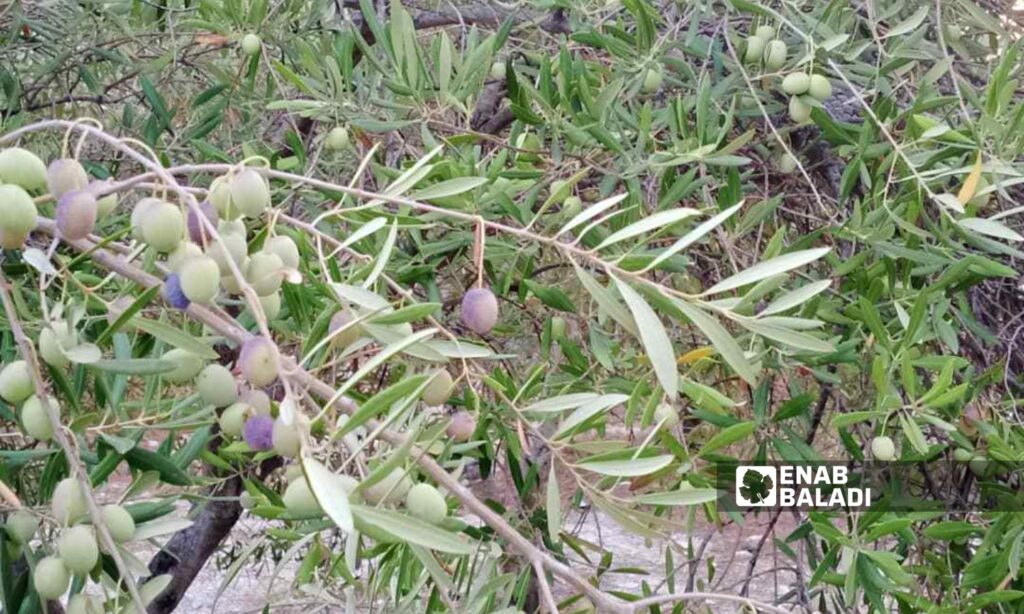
[132,169,300,318]
[780,70,832,123]
[874,435,1006,478]
[743,25,788,71]
[5,477,135,604]
[0,148,118,249]
[275,464,451,525]
[0,140,491,576]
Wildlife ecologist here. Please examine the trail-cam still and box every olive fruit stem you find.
[0,270,148,613]
[472,215,485,288]
[0,478,21,507]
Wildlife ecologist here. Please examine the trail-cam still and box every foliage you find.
[0,0,1023,612]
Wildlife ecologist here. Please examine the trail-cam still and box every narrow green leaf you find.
[634,486,719,506]
[614,278,678,399]
[704,248,831,295]
[578,454,674,477]
[352,505,473,554]
[301,456,354,533]
[674,300,757,384]
[131,317,218,360]
[698,421,756,457]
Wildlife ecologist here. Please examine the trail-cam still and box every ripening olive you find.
[447,411,476,442]
[238,337,280,387]
[461,287,499,334]
[242,388,272,416]
[187,200,219,245]
[328,310,361,348]
[243,415,274,450]
[55,190,98,241]
[46,159,89,199]
[163,273,191,310]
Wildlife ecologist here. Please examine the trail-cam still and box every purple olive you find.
[461,287,499,334]
[243,415,274,450]
[447,411,477,442]
[187,200,219,245]
[238,337,280,387]
[55,190,98,240]
[163,273,191,310]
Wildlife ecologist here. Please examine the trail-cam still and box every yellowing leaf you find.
[678,346,714,365]
[957,154,983,206]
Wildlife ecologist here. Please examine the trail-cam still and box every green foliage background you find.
[1,0,1023,612]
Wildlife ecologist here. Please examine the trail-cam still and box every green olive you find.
[763,40,787,70]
